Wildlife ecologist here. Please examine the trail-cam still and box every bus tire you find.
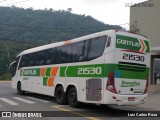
[17,82,25,95]
[68,87,79,107]
[55,86,67,105]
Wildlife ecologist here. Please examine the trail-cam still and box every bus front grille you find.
[118,62,146,72]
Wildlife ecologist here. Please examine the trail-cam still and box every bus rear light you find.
[115,29,119,32]
[143,77,149,94]
[106,72,117,94]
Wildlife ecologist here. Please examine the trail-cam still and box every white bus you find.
[10,30,150,107]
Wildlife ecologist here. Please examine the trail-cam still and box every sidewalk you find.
[136,84,160,110]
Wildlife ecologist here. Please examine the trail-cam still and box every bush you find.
[2,73,12,80]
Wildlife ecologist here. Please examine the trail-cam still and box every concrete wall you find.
[130,0,160,47]
[130,0,160,84]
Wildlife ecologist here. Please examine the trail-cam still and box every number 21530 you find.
[78,67,102,75]
[123,53,145,62]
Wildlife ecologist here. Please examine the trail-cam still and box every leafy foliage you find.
[0,6,123,43]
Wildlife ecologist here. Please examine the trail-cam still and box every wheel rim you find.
[57,90,62,101]
[69,91,76,103]
[17,83,21,93]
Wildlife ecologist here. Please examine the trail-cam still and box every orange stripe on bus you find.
[64,40,72,45]
[47,77,55,86]
[51,67,59,76]
[140,39,146,53]
[41,68,46,76]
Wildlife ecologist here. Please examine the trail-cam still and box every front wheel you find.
[68,87,79,107]
[17,82,25,95]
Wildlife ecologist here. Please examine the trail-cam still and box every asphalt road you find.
[0,82,159,120]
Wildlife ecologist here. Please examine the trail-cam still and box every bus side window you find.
[57,45,71,64]
[46,49,52,65]
[88,36,107,60]
[106,37,111,48]
[83,40,90,61]
[71,41,85,62]
[28,53,36,66]
[46,48,57,65]
[19,55,28,69]
[36,51,45,66]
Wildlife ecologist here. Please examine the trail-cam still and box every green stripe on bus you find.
[60,66,67,77]
[114,64,149,80]
[43,77,48,86]
[20,64,149,80]
[104,64,115,77]
[144,40,150,53]
[60,64,104,77]
[119,69,149,80]
[116,35,150,53]
[60,64,149,80]
[46,68,52,76]
[22,68,40,76]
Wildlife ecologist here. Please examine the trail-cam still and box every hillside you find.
[0,6,123,79]
[0,6,122,43]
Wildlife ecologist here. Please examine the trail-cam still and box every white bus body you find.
[10,30,150,107]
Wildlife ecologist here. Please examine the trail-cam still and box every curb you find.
[0,81,11,83]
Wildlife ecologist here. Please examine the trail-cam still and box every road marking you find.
[13,97,35,104]
[27,97,49,102]
[51,105,99,120]
[0,98,18,105]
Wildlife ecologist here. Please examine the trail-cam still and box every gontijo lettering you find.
[23,70,36,75]
[117,39,140,47]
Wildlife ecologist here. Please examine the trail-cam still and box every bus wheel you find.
[17,82,25,95]
[68,87,79,107]
[55,86,67,105]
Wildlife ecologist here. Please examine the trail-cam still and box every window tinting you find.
[19,54,28,68]
[88,36,107,60]
[28,53,36,66]
[18,35,107,68]
[19,53,35,68]
[57,45,71,63]
[71,40,90,62]
[46,48,57,64]
[36,51,45,66]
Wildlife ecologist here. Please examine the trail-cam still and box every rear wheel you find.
[55,86,67,104]
[17,82,25,95]
[68,87,79,107]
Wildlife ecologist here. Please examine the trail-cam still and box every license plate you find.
[128,97,135,101]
